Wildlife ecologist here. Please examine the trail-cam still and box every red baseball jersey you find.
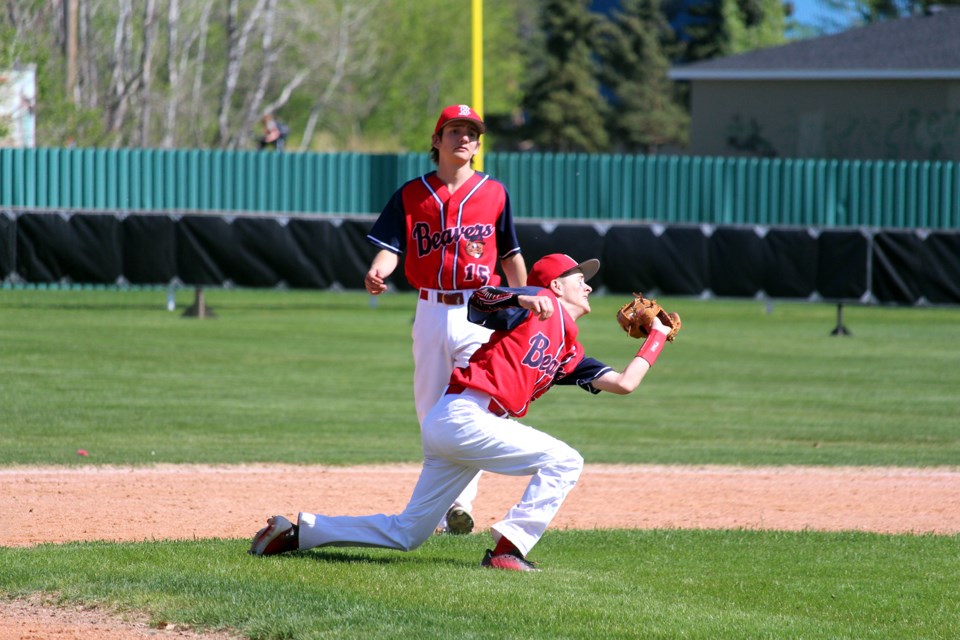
[449,287,612,417]
[367,171,522,291]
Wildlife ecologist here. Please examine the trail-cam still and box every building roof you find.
[669,7,960,80]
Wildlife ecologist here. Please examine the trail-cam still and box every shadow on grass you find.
[290,549,470,568]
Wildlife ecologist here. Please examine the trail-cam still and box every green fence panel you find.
[917,162,931,228]
[552,153,569,217]
[938,162,952,228]
[0,149,10,206]
[23,149,36,208]
[35,148,49,208]
[2,147,959,229]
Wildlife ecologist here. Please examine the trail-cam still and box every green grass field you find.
[2,288,959,639]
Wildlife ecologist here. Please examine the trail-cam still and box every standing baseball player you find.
[363,104,527,534]
[250,253,680,571]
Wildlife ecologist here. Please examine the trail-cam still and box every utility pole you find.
[472,0,484,171]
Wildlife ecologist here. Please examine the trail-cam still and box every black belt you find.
[420,290,464,305]
[445,384,508,417]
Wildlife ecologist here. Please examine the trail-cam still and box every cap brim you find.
[559,258,600,282]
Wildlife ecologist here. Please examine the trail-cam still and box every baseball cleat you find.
[444,506,475,535]
[248,515,299,556]
[481,548,540,572]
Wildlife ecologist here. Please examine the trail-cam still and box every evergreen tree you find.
[595,0,688,152]
[669,0,787,63]
[521,0,609,152]
[680,0,730,62]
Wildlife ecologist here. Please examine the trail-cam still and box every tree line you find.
[1,0,954,154]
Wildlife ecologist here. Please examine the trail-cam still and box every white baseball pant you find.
[411,292,492,513]
[297,387,584,557]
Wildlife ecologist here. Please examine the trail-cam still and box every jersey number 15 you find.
[464,264,490,284]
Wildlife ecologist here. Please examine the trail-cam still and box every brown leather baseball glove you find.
[616,293,681,342]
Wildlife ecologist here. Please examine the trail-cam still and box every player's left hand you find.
[518,294,554,320]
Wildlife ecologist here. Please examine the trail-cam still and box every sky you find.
[789,0,858,34]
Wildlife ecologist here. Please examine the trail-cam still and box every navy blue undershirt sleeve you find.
[555,357,613,394]
[467,286,545,330]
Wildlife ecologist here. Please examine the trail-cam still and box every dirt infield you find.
[3,463,960,639]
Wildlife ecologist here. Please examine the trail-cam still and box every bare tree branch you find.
[79,0,100,110]
[216,0,267,147]
[107,0,133,137]
[298,1,380,150]
[299,7,352,149]
[238,0,279,147]
[171,0,215,146]
[189,0,214,142]
[138,0,159,146]
[7,0,401,150]
[262,69,309,117]
[162,0,179,148]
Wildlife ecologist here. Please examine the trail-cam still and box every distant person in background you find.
[258,113,289,151]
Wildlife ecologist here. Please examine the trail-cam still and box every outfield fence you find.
[1,148,958,229]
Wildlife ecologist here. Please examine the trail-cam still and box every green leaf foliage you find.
[356,0,529,152]
[727,0,788,53]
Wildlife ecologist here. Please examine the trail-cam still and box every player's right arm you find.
[364,183,410,294]
[466,286,554,329]
[364,249,399,295]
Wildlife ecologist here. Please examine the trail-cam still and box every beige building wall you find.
[689,79,960,161]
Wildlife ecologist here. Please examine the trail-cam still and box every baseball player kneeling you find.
[250,253,680,571]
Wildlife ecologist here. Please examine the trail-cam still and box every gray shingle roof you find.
[669,7,960,80]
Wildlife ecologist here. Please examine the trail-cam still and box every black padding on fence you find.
[761,229,817,298]
[516,222,606,289]
[873,231,923,305]
[709,227,765,297]
[3,210,960,306]
[0,213,15,280]
[816,230,869,301]
[659,227,708,295]
[284,218,339,289]
[599,225,659,293]
[176,216,234,286]
[335,219,385,291]
[17,212,122,284]
[231,217,313,288]
[921,232,960,304]
[122,215,177,284]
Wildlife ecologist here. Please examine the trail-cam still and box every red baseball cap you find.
[434,104,486,135]
[528,254,600,289]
